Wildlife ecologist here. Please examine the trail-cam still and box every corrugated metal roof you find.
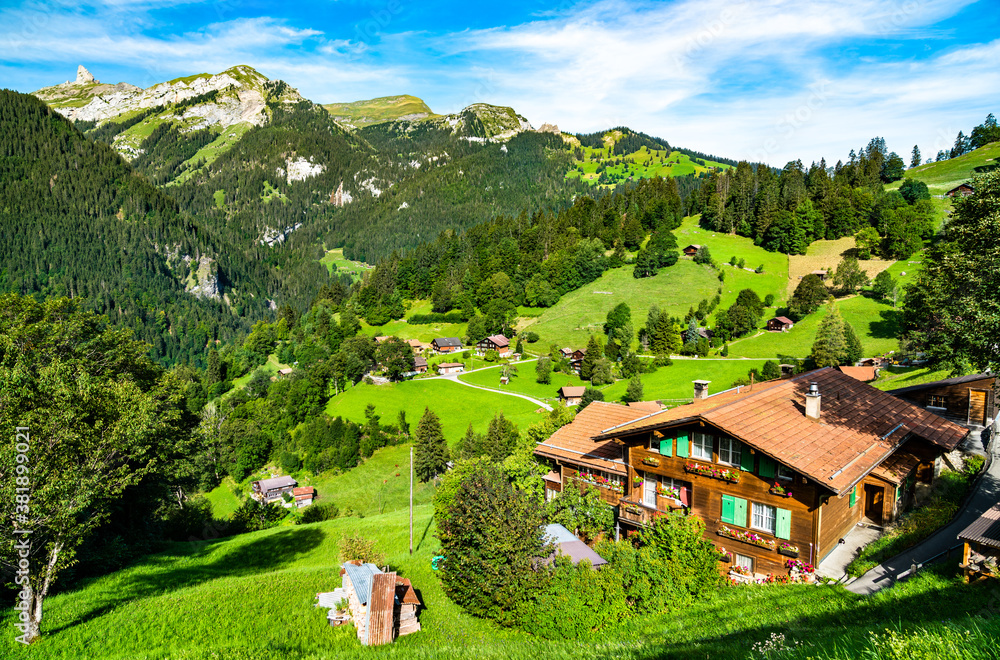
[958,503,1000,549]
[366,572,396,646]
[555,540,608,568]
[342,562,382,605]
[257,475,297,491]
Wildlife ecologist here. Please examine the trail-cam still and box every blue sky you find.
[1,0,997,165]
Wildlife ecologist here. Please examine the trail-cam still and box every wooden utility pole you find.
[409,445,414,555]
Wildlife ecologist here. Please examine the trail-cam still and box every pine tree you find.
[580,334,601,380]
[414,408,448,482]
[910,145,921,169]
[808,302,847,367]
[843,321,864,365]
[623,375,644,402]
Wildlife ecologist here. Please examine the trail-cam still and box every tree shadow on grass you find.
[868,309,903,340]
[635,565,1000,660]
[48,526,325,634]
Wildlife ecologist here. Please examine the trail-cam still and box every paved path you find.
[436,373,553,412]
[844,424,996,595]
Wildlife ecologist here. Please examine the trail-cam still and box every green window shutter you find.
[776,508,791,540]
[759,456,776,479]
[849,487,856,508]
[721,495,735,524]
[661,436,673,457]
[740,445,755,472]
[676,433,689,458]
[733,497,748,527]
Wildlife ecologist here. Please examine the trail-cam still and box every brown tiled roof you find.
[628,401,663,413]
[559,386,586,397]
[870,451,920,485]
[534,401,649,475]
[292,486,315,496]
[772,316,794,325]
[959,503,1000,549]
[485,334,510,348]
[438,362,463,368]
[837,366,878,382]
[414,356,428,368]
[593,368,968,495]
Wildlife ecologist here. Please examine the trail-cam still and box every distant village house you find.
[946,183,975,198]
[432,337,463,353]
[558,386,586,406]
[682,244,702,257]
[293,486,315,508]
[251,475,297,504]
[476,334,511,357]
[437,362,464,375]
[767,316,794,332]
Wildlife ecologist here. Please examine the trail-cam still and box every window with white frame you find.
[692,432,713,460]
[777,464,794,480]
[718,437,741,466]
[735,553,753,572]
[752,502,776,534]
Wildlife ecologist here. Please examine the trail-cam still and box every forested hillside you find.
[0,90,273,364]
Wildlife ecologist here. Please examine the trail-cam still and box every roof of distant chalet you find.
[256,475,297,491]
[485,334,510,348]
[592,368,967,495]
[837,366,879,382]
[432,337,462,347]
[559,386,586,397]
[534,402,651,475]
[889,373,994,397]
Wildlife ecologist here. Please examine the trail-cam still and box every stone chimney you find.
[693,380,711,400]
[805,381,821,420]
[76,65,96,84]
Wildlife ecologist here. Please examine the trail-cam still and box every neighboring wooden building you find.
[293,486,315,508]
[340,562,421,646]
[407,339,430,352]
[889,373,996,428]
[947,183,975,198]
[559,347,574,359]
[680,327,713,345]
[767,316,794,332]
[251,475,297,504]
[558,386,586,405]
[569,348,586,374]
[413,356,428,374]
[277,367,294,377]
[437,362,464,375]
[431,337,463,353]
[477,334,511,357]
[683,244,702,256]
[809,269,829,281]
[535,368,968,578]
[959,503,1000,583]
[837,365,879,382]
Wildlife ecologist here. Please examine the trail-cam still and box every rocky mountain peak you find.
[76,65,97,84]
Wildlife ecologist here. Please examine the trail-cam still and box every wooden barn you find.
[535,368,968,578]
[683,244,702,256]
[959,503,1000,583]
[767,316,794,332]
[946,183,975,198]
[558,386,586,406]
[889,373,996,428]
[431,337,462,353]
[340,562,421,646]
[412,356,428,374]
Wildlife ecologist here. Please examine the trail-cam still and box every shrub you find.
[764,293,775,307]
[340,532,386,565]
[963,454,985,477]
[299,502,339,524]
[524,331,540,343]
[407,312,465,324]
[279,451,302,474]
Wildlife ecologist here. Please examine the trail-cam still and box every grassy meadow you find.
[6,502,1000,659]
[787,236,895,296]
[566,143,731,187]
[320,248,375,280]
[324,379,546,443]
[887,141,1000,194]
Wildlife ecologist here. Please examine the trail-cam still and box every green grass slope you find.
[888,141,1000,194]
[323,95,436,128]
[5,505,1000,659]
[567,144,730,187]
[324,379,545,443]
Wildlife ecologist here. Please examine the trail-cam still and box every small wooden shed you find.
[767,316,794,332]
[959,503,1000,582]
[341,562,422,646]
[946,183,975,198]
[559,386,586,405]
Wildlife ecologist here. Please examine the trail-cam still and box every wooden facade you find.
[890,373,996,428]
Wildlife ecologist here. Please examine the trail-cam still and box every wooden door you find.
[643,473,656,508]
[969,390,987,426]
[864,484,884,525]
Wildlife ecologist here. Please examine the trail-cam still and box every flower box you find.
[717,525,777,551]
[778,547,799,558]
[685,462,741,483]
[769,482,793,498]
[655,484,680,499]
[641,456,661,467]
[624,504,644,515]
[632,476,644,486]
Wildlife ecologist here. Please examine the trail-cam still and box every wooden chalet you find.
[407,339,430,352]
[559,347,574,359]
[477,334,511,357]
[412,356,428,374]
[535,368,968,577]
[277,367,294,377]
[340,562,421,646]
[558,386,586,405]
[293,486,315,508]
[836,365,879,382]
[889,373,996,428]
[437,362,464,375]
[431,337,463,353]
[946,183,975,198]
[767,316,794,332]
[683,244,702,257]
[959,503,1000,582]
[569,348,586,374]
[251,475,297,504]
